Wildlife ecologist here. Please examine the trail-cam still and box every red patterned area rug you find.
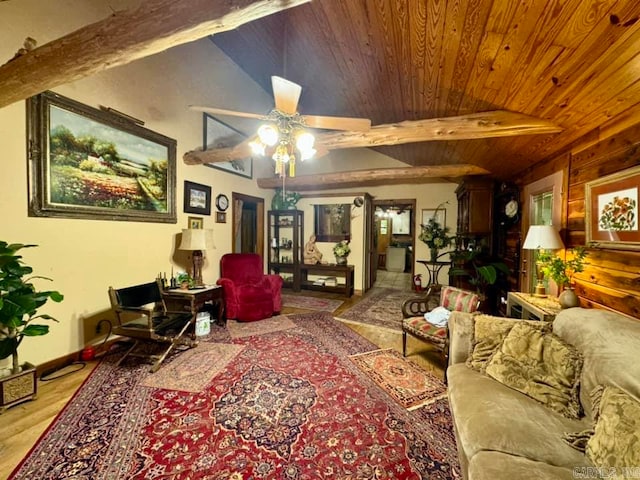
[337,287,417,332]
[282,293,344,312]
[9,312,459,480]
[350,349,447,410]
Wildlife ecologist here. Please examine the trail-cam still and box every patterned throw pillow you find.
[440,287,480,313]
[466,315,552,372]
[586,386,640,472]
[485,322,583,419]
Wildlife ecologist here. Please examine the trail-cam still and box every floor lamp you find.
[179,229,214,287]
[522,225,564,297]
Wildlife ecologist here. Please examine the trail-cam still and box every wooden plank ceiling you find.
[211,0,640,181]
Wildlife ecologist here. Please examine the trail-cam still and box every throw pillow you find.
[485,322,583,419]
[466,315,552,372]
[586,386,640,472]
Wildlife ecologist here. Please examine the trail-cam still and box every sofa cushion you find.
[586,385,640,471]
[440,286,480,312]
[485,322,583,419]
[468,451,575,480]
[466,316,552,372]
[447,364,591,469]
[553,308,640,420]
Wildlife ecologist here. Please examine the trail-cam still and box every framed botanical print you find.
[585,165,640,250]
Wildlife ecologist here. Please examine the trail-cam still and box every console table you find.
[300,264,354,297]
[163,285,225,325]
[506,292,561,322]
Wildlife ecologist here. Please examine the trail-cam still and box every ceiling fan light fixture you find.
[258,123,279,146]
[295,131,315,151]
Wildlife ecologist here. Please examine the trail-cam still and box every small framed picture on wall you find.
[183,180,211,215]
[188,216,203,229]
[216,211,227,223]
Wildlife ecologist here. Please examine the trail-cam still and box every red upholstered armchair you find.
[216,253,283,322]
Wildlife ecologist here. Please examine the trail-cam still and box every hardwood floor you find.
[0,271,442,479]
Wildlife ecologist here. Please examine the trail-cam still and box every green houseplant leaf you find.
[0,241,63,374]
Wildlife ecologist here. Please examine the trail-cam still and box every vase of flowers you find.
[333,240,351,265]
[419,216,453,261]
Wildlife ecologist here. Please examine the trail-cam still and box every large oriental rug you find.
[337,287,418,332]
[10,312,459,480]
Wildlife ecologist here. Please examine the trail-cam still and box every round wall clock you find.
[505,199,519,219]
[216,194,229,211]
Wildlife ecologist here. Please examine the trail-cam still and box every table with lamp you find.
[506,225,563,322]
[162,228,225,327]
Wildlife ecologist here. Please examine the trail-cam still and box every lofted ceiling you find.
[210,0,640,181]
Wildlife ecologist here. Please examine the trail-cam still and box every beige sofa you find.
[447,307,640,480]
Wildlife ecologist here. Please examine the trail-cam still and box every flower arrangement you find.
[538,246,588,288]
[333,240,351,258]
[419,216,453,250]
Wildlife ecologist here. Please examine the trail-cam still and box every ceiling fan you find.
[185,76,562,167]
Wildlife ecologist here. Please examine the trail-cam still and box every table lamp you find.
[179,229,215,287]
[522,225,564,297]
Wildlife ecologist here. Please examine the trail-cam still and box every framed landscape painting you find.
[585,165,640,250]
[27,91,177,223]
[203,113,252,179]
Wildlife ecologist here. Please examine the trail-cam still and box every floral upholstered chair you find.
[402,286,480,380]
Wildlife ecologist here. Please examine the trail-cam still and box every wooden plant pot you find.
[0,362,37,412]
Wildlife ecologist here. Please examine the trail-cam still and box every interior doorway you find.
[371,199,416,290]
[232,192,264,256]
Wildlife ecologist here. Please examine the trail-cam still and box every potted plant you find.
[0,241,63,409]
[333,240,351,265]
[538,246,588,308]
[450,249,510,298]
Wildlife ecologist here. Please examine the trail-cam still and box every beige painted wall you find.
[0,0,459,368]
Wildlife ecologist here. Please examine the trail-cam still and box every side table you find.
[163,285,225,326]
[506,292,561,322]
[417,260,449,287]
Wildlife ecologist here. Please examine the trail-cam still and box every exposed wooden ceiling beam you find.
[0,0,311,108]
[183,110,561,165]
[317,111,562,149]
[256,165,490,190]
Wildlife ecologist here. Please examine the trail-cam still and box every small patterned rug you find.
[140,343,244,392]
[350,348,447,410]
[337,287,417,332]
[282,294,344,312]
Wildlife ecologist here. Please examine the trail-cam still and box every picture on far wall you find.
[184,181,211,215]
[203,114,252,179]
[585,164,640,250]
[27,91,177,223]
[421,208,446,228]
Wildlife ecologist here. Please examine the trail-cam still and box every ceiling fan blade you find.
[272,76,302,114]
[189,105,264,120]
[302,114,371,131]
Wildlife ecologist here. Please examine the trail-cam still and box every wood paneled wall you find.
[519,126,640,319]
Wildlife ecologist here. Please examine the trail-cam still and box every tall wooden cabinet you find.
[268,210,304,291]
[455,178,494,249]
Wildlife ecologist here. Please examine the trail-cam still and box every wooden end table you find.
[506,292,561,322]
[162,285,225,326]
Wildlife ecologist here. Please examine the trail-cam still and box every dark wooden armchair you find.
[108,280,196,372]
[402,285,480,380]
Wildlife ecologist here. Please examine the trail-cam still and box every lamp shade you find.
[179,229,207,251]
[522,225,564,250]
